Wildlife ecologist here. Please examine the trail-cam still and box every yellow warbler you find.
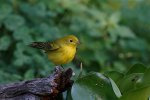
[29,35,80,65]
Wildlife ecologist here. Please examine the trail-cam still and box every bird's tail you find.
[29,42,51,50]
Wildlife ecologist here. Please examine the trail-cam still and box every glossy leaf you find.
[105,71,124,83]
[120,86,150,100]
[118,73,144,93]
[126,63,147,75]
[109,78,122,98]
[138,68,150,88]
[71,72,118,100]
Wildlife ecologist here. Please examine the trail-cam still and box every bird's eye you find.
[69,39,73,42]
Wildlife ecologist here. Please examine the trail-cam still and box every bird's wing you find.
[29,41,60,51]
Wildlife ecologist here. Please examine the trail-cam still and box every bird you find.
[29,35,80,65]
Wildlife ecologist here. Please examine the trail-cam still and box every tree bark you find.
[0,66,73,100]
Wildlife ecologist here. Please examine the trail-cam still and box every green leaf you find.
[0,4,12,22]
[71,72,118,100]
[87,29,102,37]
[120,39,148,51]
[118,73,144,93]
[0,35,11,50]
[126,63,147,75]
[13,26,32,43]
[24,69,35,80]
[13,43,31,67]
[105,71,124,83]
[0,70,22,84]
[138,68,150,88]
[114,62,127,72]
[38,23,60,40]
[4,14,25,31]
[120,86,150,100]
[116,26,136,38]
[109,78,122,98]
[20,2,47,18]
[108,25,136,41]
[108,12,121,26]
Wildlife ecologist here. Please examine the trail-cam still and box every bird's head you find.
[62,35,80,47]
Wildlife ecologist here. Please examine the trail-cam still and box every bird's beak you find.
[77,41,81,45]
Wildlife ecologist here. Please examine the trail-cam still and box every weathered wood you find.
[0,66,73,100]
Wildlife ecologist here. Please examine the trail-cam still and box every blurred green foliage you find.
[0,0,150,99]
[0,0,150,86]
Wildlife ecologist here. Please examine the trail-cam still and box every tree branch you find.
[0,66,73,100]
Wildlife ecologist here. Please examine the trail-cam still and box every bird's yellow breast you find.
[47,45,76,65]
